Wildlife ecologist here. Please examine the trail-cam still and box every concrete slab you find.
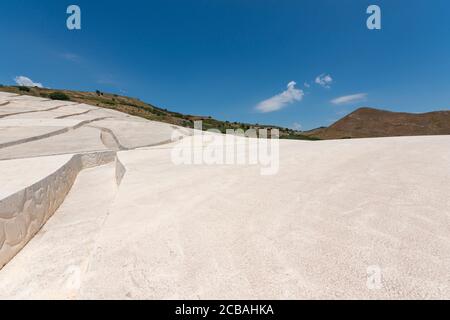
[0,126,67,147]
[0,100,78,117]
[90,119,182,149]
[3,104,97,119]
[1,93,450,299]
[0,151,116,270]
[62,109,146,122]
[0,92,19,99]
[0,95,183,159]
[0,154,73,199]
[7,96,51,102]
[84,107,147,120]
[0,102,39,115]
[79,135,450,299]
[0,118,84,127]
[0,163,117,299]
[0,127,107,160]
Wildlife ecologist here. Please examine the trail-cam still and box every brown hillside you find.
[0,86,316,140]
[304,107,450,140]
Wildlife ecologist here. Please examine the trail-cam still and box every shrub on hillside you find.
[49,92,70,101]
[17,86,30,92]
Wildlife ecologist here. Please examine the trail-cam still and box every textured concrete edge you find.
[115,154,126,186]
[0,150,124,269]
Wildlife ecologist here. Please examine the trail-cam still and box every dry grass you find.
[0,86,316,140]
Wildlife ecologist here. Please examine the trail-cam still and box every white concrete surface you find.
[1,93,449,299]
[0,95,190,156]
[88,119,180,149]
[0,151,116,269]
[0,154,73,199]
[76,136,450,299]
[0,94,184,270]
[0,118,88,127]
[0,127,107,161]
[0,92,19,99]
[0,126,67,146]
[0,163,118,299]
[0,154,80,268]
[0,103,39,115]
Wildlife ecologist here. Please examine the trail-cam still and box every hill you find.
[303,107,450,140]
[0,85,316,140]
[3,86,448,141]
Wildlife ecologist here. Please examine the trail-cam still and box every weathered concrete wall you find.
[115,154,126,186]
[0,151,118,269]
[80,151,116,169]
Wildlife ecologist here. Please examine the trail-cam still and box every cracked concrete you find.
[56,109,96,119]
[0,103,77,119]
[0,92,189,271]
[0,162,118,299]
[0,117,110,149]
[1,92,450,299]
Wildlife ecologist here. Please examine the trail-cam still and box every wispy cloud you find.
[256,81,304,113]
[96,77,117,86]
[14,76,43,88]
[315,74,333,88]
[61,52,80,62]
[331,93,367,105]
[291,122,302,130]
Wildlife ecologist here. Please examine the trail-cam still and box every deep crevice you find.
[88,125,127,151]
[56,108,98,119]
[0,117,111,149]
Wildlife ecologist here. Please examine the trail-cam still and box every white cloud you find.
[14,76,43,88]
[315,74,333,88]
[304,82,310,88]
[291,122,302,130]
[61,52,80,62]
[255,81,304,113]
[331,93,367,105]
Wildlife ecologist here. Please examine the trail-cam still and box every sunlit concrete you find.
[1,93,450,299]
[0,95,190,157]
[0,154,73,199]
[0,163,117,299]
[78,136,450,299]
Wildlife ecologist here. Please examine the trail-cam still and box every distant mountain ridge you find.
[1,86,449,141]
[304,107,450,140]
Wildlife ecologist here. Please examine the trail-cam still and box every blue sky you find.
[0,0,449,130]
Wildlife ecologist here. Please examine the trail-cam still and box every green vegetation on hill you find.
[0,86,319,140]
[48,92,71,101]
